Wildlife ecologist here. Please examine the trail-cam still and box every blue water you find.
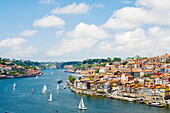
[0,69,169,113]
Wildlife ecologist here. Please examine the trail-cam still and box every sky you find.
[0,0,170,62]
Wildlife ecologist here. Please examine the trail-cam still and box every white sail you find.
[57,85,59,90]
[78,97,87,110]
[81,98,85,108]
[13,83,16,90]
[48,92,52,102]
[42,85,47,94]
[51,72,53,75]
[13,83,16,88]
[78,98,82,109]
[44,85,47,91]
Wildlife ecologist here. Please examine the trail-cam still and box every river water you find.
[0,69,169,113]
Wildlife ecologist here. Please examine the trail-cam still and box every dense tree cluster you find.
[82,57,121,64]
[13,60,40,67]
[61,61,82,68]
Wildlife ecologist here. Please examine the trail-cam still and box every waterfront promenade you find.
[67,80,170,108]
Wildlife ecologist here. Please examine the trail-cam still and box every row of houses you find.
[71,53,170,99]
[0,59,41,78]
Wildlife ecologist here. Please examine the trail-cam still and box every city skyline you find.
[0,0,170,62]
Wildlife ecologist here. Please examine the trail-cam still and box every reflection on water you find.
[49,101,52,106]
[79,110,86,113]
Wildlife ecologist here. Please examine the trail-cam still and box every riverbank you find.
[0,72,43,79]
[64,70,76,73]
[67,80,170,108]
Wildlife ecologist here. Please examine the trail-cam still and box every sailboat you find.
[51,72,53,76]
[48,92,52,102]
[36,76,38,80]
[78,97,87,110]
[13,83,16,90]
[32,88,34,94]
[42,85,47,94]
[57,85,59,91]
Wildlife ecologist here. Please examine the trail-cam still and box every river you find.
[0,69,169,113]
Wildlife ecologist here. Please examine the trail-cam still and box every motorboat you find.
[57,79,62,83]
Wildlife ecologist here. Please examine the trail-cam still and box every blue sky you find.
[0,0,170,61]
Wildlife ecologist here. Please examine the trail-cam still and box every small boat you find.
[57,85,59,91]
[13,83,16,90]
[106,94,111,98]
[147,102,164,107]
[134,98,144,103]
[42,85,47,94]
[137,100,144,104]
[32,88,34,94]
[78,97,87,110]
[4,108,7,113]
[48,92,52,102]
[51,72,53,76]
[57,79,62,83]
[63,86,67,89]
[56,109,58,113]
[36,76,38,80]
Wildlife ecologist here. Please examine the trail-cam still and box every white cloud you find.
[20,30,38,37]
[97,27,170,57]
[0,37,27,47]
[66,23,111,39]
[33,15,65,28]
[47,22,111,56]
[135,0,170,10]
[51,2,90,14]
[96,40,114,55]
[122,1,132,4]
[103,0,170,29]
[93,4,105,8]
[56,30,64,37]
[102,7,153,29]
[0,45,39,60]
[0,37,39,60]
[39,0,57,5]
[9,46,38,57]
[114,28,146,44]
[47,38,97,56]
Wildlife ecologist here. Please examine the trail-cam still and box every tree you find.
[126,57,134,60]
[9,72,16,75]
[83,60,88,64]
[87,64,93,68]
[19,71,26,74]
[0,61,5,64]
[79,77,81,80]
[87,59,93,64]
[122,61,127,65]
[39,65,46,69]
[95,68,100,73]
[112,57,121,62]
[107,57,112,62]
[68,75,75,84]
